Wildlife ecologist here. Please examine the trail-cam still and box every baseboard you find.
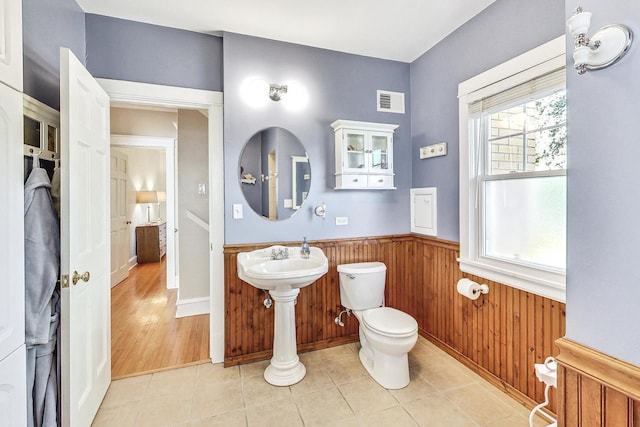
[128,256,137,270]
[175,296,210,318]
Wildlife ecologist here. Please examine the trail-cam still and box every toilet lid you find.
[362,307,417,337]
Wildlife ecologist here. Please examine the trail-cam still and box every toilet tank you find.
[337,262,387,310]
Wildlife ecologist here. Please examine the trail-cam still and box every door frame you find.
[110,135,177,290]
[97,78,225,363]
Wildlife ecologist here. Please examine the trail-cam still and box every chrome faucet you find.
[271,248,289,260]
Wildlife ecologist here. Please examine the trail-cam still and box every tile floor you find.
[93,336,550,426]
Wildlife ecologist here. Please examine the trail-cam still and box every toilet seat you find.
[362,307,417,338]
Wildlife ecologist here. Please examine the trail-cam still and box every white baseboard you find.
[128,256,138,270]
[175,296,210,318]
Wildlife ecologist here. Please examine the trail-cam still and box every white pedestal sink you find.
[237,245,328,386]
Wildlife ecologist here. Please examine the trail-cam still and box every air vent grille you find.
[379,93,391,110]
[377,90,405,114]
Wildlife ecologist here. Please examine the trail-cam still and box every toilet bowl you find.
[337,262,418,389]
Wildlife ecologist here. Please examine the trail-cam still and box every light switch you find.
[232,204,243,219]
[283,199,293,208]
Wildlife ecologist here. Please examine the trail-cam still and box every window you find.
[458,36,567,302]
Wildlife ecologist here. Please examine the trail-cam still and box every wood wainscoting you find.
[556,338,640,426]
[224,234,566,413]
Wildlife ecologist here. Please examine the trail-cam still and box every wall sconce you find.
[268,83,287,101]
[566,7,632,75]
[136,191,157,223]
[241,78,308,110]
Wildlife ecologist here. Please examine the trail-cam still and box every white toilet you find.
[337,261,418,389]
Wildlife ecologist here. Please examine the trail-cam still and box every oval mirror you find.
[239,127,311,221]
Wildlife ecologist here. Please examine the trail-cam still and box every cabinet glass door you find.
[370,133,391,172]
[345,132,366,171]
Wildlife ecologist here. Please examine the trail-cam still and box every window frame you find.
[458,35,567,303]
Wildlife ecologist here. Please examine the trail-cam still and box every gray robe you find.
[24,167,60,427]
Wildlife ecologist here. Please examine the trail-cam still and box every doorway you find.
[99,78,225,376]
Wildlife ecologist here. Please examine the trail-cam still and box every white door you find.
[59,48,111,427]
[110,149,129,287]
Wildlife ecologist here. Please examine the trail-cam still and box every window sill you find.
[458,257,566,303]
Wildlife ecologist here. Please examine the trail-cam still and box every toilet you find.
[337,262,418,389]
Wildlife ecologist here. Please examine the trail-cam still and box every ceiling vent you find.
[377,90,405,114]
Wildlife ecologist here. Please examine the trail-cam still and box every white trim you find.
[98,78,225,364]
[186,210,210,232]
[128,256,137,270]
[110,135,177,290]
[458,35,566,97]
[175,297,210,318]
[458,35,567,303]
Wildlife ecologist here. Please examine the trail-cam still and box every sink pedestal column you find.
[264,288,306,386]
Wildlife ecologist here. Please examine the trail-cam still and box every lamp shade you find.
[156,191,167,202]
[136,191,158,204]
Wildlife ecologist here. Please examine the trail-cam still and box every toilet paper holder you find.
[475,283,490,296]
[456,278,490,300]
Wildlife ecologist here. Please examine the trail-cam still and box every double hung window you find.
[458,36,567,302]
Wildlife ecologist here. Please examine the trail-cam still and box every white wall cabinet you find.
[0,82,24,362]
[0,0,23,91]
[0,345,27,427]
[332,119,398,190]
[0,82,26,426]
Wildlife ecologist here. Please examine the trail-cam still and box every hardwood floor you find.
[111,258,210,379]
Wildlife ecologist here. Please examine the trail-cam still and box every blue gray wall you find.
[223,32,411,244]
[410,0,565,242]
[85,14,223,91]
[565,0,640,366]
[23,0,86,110]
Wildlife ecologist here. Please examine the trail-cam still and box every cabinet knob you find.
[125,220,132,224]
[378,179,384,183]
[353,178,358,182]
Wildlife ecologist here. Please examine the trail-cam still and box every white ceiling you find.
[76,0,496,63]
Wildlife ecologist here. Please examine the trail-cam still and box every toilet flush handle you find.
[345,274,355,279]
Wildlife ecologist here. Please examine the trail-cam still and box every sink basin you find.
[237,245,328,290]
[236,245,328,386]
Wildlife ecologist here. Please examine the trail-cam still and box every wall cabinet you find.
[136,222,167,263]
[0,0,23,91]
[0,80,24,363]
[332,119,398,189]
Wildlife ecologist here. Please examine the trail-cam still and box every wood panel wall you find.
[557,338,640,426]
[223,234,566,413]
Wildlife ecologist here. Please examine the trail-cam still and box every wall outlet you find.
[283,199,293,208]
[420,142,447,159]
[336,216,348,226]
[198,183,207,195]
[232,204,243,219]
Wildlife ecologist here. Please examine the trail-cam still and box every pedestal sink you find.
[237,245,328,386]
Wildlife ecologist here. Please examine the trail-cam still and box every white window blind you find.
[469,68,565,115]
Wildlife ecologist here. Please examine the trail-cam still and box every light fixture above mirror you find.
[241,78,308,111]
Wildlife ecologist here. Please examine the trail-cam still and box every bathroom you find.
[3,0,640,425]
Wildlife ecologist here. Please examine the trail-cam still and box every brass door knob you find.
[72,270,90,285]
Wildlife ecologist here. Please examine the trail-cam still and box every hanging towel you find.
[24,167,60,345]
[24,166,60,427]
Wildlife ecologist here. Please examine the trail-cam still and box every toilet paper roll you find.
[457,278,481,300]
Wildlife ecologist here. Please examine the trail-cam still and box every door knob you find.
[72,270,90,285]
